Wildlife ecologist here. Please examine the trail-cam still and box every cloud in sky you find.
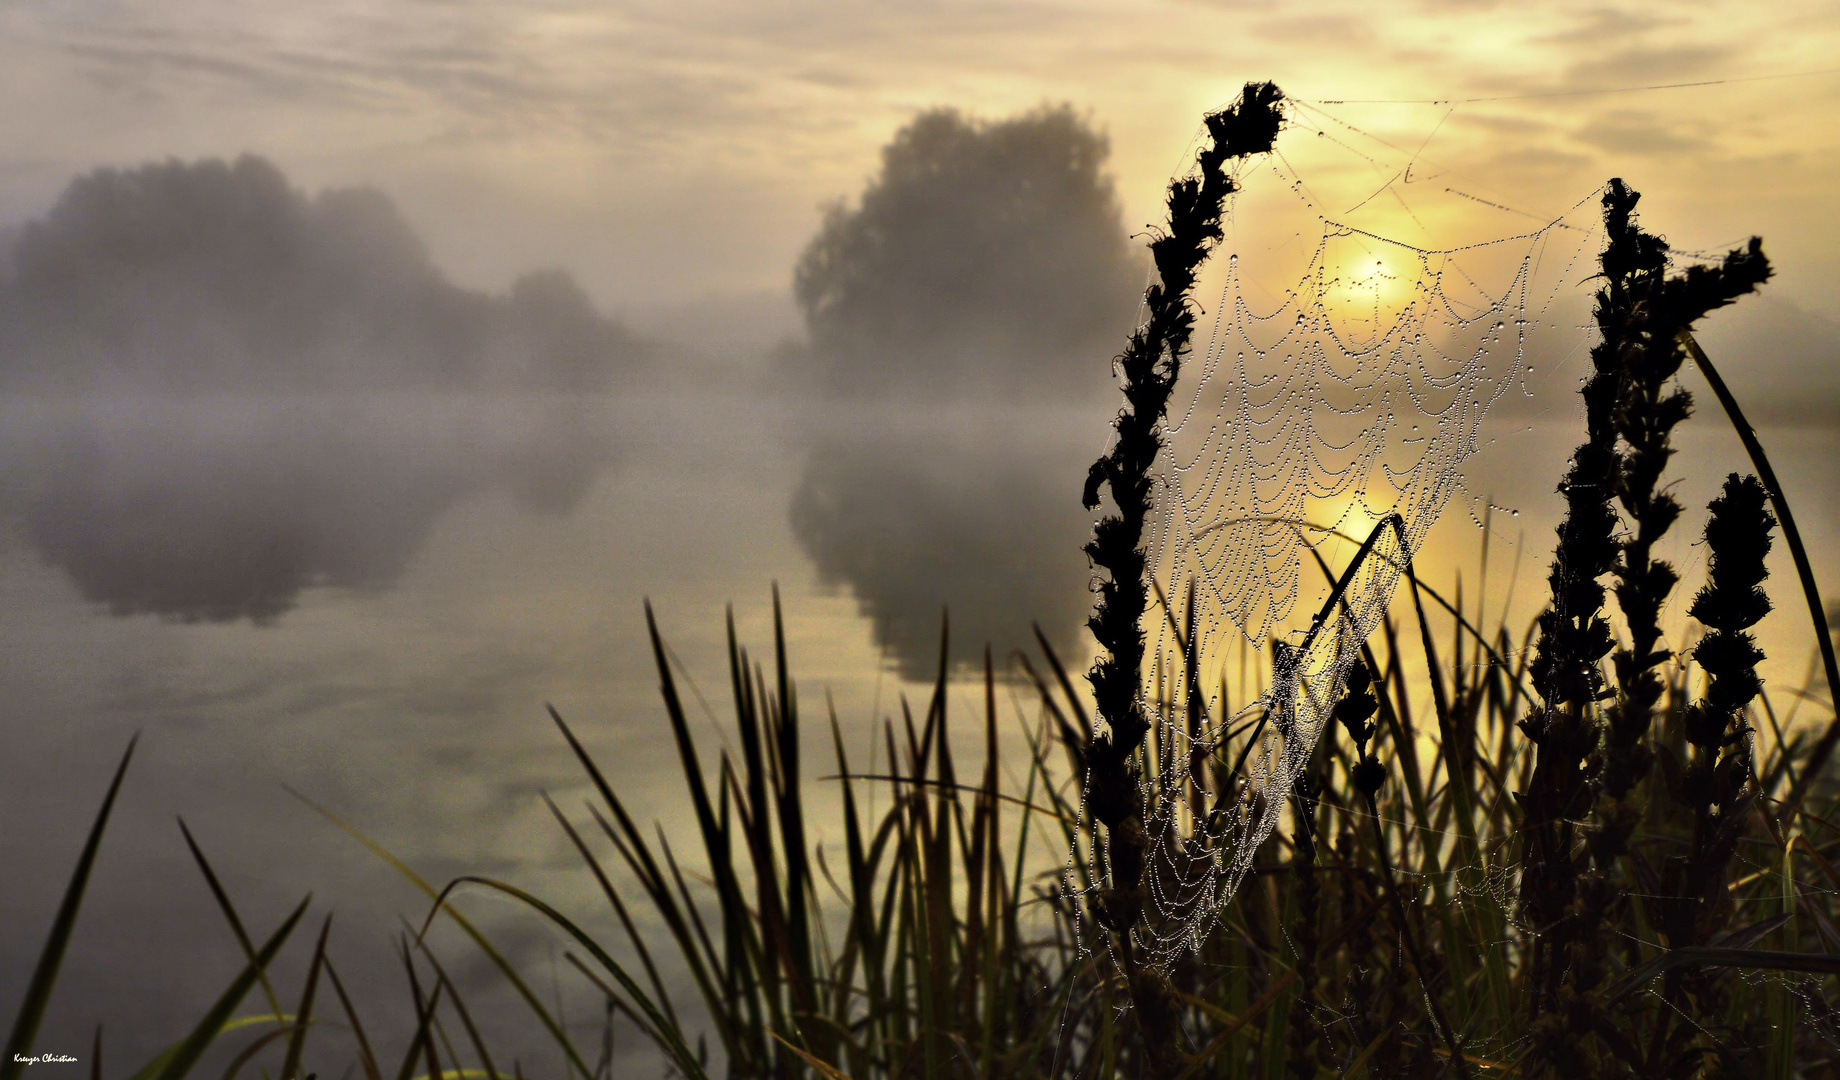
[1573,110,1713,158]
[0,154,649,392]
[1561,43,1738,89]
[3,0,1835,314]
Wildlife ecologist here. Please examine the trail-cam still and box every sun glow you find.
[1306,487,1391,545]
[1318,244,1423,345]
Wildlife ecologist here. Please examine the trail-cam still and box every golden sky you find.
[3,0,1837,319]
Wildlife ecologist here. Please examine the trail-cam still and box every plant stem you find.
[1080,81,1284,1078]
[1362,791,1471,1079]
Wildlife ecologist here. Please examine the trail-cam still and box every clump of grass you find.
[30,532,1835,1080]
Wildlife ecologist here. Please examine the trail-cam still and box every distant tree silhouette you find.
[791,105,1139,400]
[0,154,647,392]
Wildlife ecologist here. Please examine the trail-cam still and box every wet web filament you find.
[1068,132,1605,976]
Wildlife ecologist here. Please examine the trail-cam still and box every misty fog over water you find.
[0,122,1836,1076]
[0,135,1153,1070]
[0,380,1832,1074]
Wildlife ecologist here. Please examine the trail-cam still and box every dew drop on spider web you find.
[1066,121,1604,977]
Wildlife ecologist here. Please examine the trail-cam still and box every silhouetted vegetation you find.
[8,85,1840,1080]
[787,104,1139,400]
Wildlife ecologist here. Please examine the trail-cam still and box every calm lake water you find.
[0,372,1833,1074]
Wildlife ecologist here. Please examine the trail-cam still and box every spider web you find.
[1067,107,1605,975]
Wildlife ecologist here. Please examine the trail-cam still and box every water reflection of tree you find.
[784,105,1139,675]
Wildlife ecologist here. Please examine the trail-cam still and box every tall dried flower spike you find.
[1519,181,1770,1043]
[1680,473,1774,853]
[1518,182,1646,1017]
[1600,184,1771,809]
[1080,80,1283,1079]
[1639,474,1777,1067]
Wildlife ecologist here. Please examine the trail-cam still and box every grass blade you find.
[145,894,311,1080]
[178,818,287,1021]
[278,915,332,1080]
[215,1025,297,1080]
[410,938,500,1080]
[323,960,383,1080]
[287,787,595,1080]
[426,876,711,1080]
[3,735,138,1080]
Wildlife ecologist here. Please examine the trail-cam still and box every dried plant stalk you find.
[1080,80,1283,1076]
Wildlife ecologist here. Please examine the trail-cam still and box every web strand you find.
[1066,135,1603,977]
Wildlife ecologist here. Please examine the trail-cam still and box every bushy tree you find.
[791,105,1139,400]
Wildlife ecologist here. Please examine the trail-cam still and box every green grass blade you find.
[287,787,595,1080]
[322,959,383,1080]
[3,734,138,1080]
[278,915,331,1080]
[829,713,889,1042]
[563,952,666,1050]
[126,1018,289,1080]
[409,937,500,1080]
[143,894,310,1080]
[213,1025,297,1080]
[539,793,679,1032]
[431,876,711,1080]
[178,818,287,1021]
[771,587,819,1014]
[393,945,443,1080]
[552,705,731,1031]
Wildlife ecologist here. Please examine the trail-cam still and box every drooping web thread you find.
[1066,133,1605,976]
